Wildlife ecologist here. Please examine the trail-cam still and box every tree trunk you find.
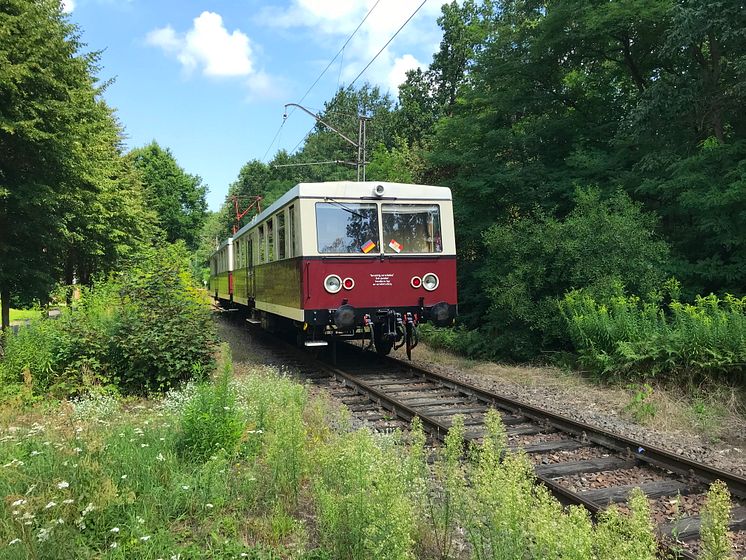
[1,287,10,332]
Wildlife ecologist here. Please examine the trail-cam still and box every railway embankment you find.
[390,343,746,477]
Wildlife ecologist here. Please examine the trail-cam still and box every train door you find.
[247,235,255,305]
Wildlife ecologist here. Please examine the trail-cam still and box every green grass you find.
[6,307,43,322]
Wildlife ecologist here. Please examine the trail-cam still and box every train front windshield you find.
[316,202,379,253]
[382,204,442,254]
[315,201,443,254]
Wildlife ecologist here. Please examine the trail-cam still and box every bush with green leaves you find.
[561,279,746,381]
[699,480,735,560]
[0,242,217,398]
[112,243,217,392]
[473,187,670,359]
[313,429,416,560]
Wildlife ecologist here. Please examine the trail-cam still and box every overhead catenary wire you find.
[283,0,429,160]
[296,0,382,107]
[266,0,383,161]
[348,0,429,88]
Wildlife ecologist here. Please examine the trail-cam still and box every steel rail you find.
[380,352,746,501]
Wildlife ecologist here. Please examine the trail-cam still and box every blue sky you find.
[63,0,446,210]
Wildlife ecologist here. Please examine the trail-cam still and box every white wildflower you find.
[121,474,127,480]
[11,499,26,507]
[30,450,41,457]
[156,453,165,462]
[181,485,189,490]
[139,535,151,541]
[45,501,57,509]
[136,516,145,524]
[63,499,74,504]
[57,481,69,489]
[9,538,21,545]
[140,443,149,448]
[205,503,214,509]
[37,527,51,542]
[110,527,120,533]
[110,542,118,549]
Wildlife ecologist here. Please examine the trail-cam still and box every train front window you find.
[382,204,442,254]
[316,202,379,254]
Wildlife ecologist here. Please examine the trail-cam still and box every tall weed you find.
[313,429,416,560]
[175,349,244,462]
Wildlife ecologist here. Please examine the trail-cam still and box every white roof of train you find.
[232,181,452,240]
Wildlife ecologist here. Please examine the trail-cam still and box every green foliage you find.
[129,141,207,250]
[366,139,423,184]
[0,243,217,398]
[176,350,244,462]
[112,243,217,393]
[699,480,735,560]
[624,384,657,423]
[0,0,156,329]
[313,429,416,560]
[418,323,490,357]
[561,281,746,381]
[476,188,669,358]
[594,488,658,560]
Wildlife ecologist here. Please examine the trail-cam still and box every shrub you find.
[0,242,218,399]
[176,349,244,462]
[561,280,746,381]
[475,187,670,359]
[112,243,217,392]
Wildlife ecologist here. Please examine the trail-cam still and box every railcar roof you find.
[232,181,452,240]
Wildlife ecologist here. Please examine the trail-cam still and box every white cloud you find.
[61,0,75,13]
[146,12,253,77]
[257,0,443,93]
[388,53,423,91]
[246,70,289,101]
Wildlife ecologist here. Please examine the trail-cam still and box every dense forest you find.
[204,0,746,375]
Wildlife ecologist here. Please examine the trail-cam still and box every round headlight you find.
[422,273,439,291]
[324,274,342,293]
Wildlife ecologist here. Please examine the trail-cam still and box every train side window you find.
[277,212,286,260]
[267,219,275,262]
[288,205,296,257]
[258,225,266,263]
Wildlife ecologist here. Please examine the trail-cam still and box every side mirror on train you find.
[373,184,385,197]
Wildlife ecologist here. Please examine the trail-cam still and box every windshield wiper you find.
[324,197,367,218]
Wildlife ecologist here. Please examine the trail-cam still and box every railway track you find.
[231,317,746,558]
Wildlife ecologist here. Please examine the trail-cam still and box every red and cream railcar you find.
[209,181,457,356]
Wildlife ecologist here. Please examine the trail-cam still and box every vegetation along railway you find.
[213,181,746,558]
[223,313,746,559]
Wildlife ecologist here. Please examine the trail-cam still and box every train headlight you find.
[342,277,355,290]
[410,276,422,289]
[324,274,342,294]
[422,273,439,291]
